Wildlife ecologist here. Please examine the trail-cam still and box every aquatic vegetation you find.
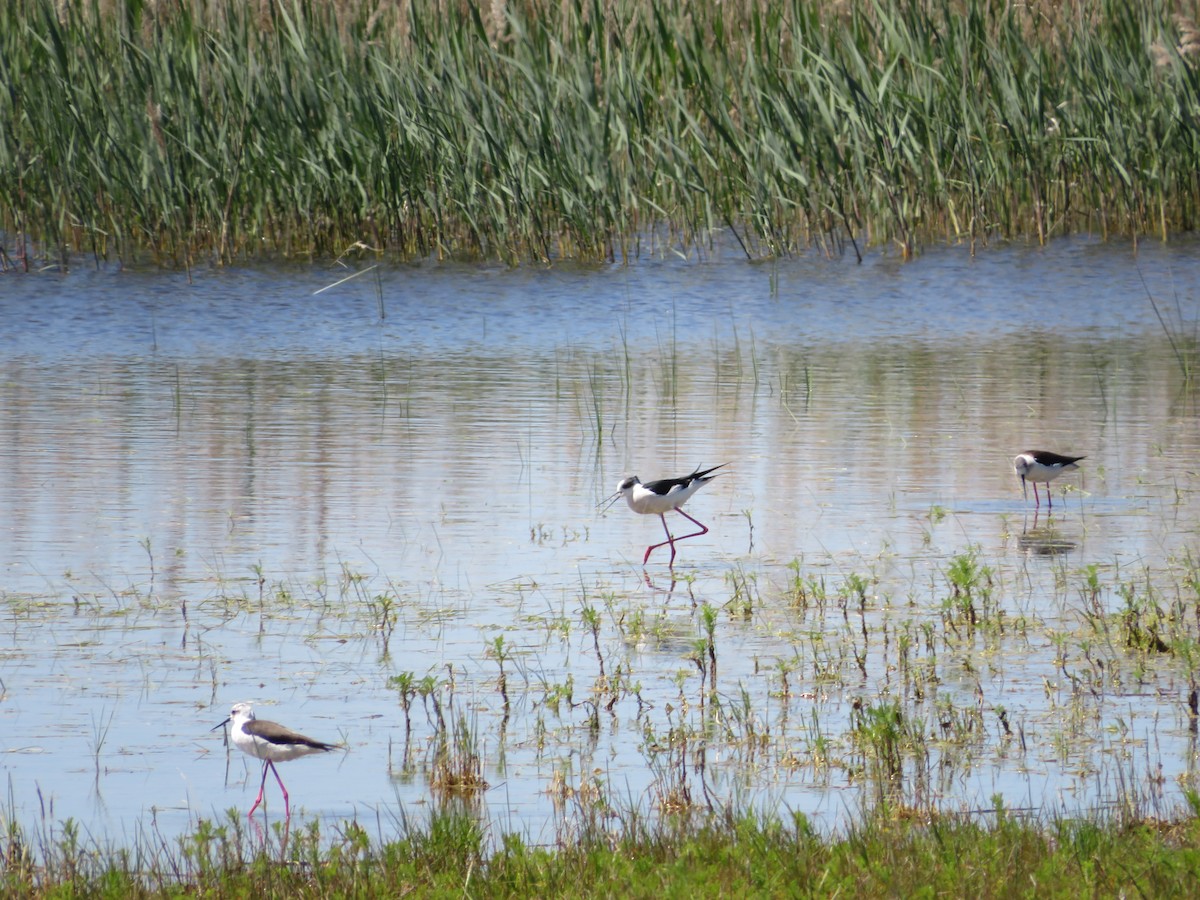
[8,799,1200,896]
[1141,265,1200,384]
[388,672,417,739]
[943,546,995,631]
[430,704,489,794]
[7,494,1200,881]
[4,258,1200,891]
[3,0,1200,266]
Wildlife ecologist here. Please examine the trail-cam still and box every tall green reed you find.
[2,0,1198,266]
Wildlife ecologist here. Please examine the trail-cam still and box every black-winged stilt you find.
[1013,450,1085,509]
[213,702,339,818]
[605,463,727,566]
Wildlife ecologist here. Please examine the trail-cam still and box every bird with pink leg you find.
[605,463,727,566]
[213,702,340,819]
[1013,450,1085,509]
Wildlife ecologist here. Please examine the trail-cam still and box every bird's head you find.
[1013,455,1032,498]
[599,476,640,512]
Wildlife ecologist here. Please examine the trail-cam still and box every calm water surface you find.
[2,236,1200,848]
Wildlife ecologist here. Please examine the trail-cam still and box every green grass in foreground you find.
[2,0,1200,267]
[5,804,1200,897]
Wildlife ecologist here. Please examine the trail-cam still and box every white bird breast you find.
[628,482,696,515]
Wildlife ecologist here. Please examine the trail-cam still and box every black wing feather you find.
[244,718,337,751]
[1029,451,1085,466]
[643,463,728,495]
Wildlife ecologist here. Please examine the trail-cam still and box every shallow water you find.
[2,236,1200,847]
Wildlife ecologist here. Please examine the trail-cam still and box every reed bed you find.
[1,0,1199,266]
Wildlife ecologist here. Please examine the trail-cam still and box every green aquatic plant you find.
[388,671,417,741]
[4,0,1200,265]
[430,705,489,794]
[785,559,827,611]
[943,547,996,631]
[89,708,115,779]
[13,803,1200,897]
[851,699,910,784]
[724,565,758,618]
[486,635,512,724]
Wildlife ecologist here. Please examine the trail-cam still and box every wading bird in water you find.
[212,702,339,818]
[1013,450,1085,509]
[605,463,727,566]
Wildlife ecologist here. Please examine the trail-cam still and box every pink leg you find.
[643,513,677,564]
[643,509,710,568]
[1032,483,1041,508]
[268,761,292,818]
[671,508,710,543]
[247,760,292,818]
[248,761,271,817]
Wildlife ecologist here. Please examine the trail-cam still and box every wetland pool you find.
[2,235,1200,848]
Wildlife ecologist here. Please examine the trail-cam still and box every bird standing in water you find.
[606,463,727,565]
[213,702,339,818]
[1013,450,1085,509]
